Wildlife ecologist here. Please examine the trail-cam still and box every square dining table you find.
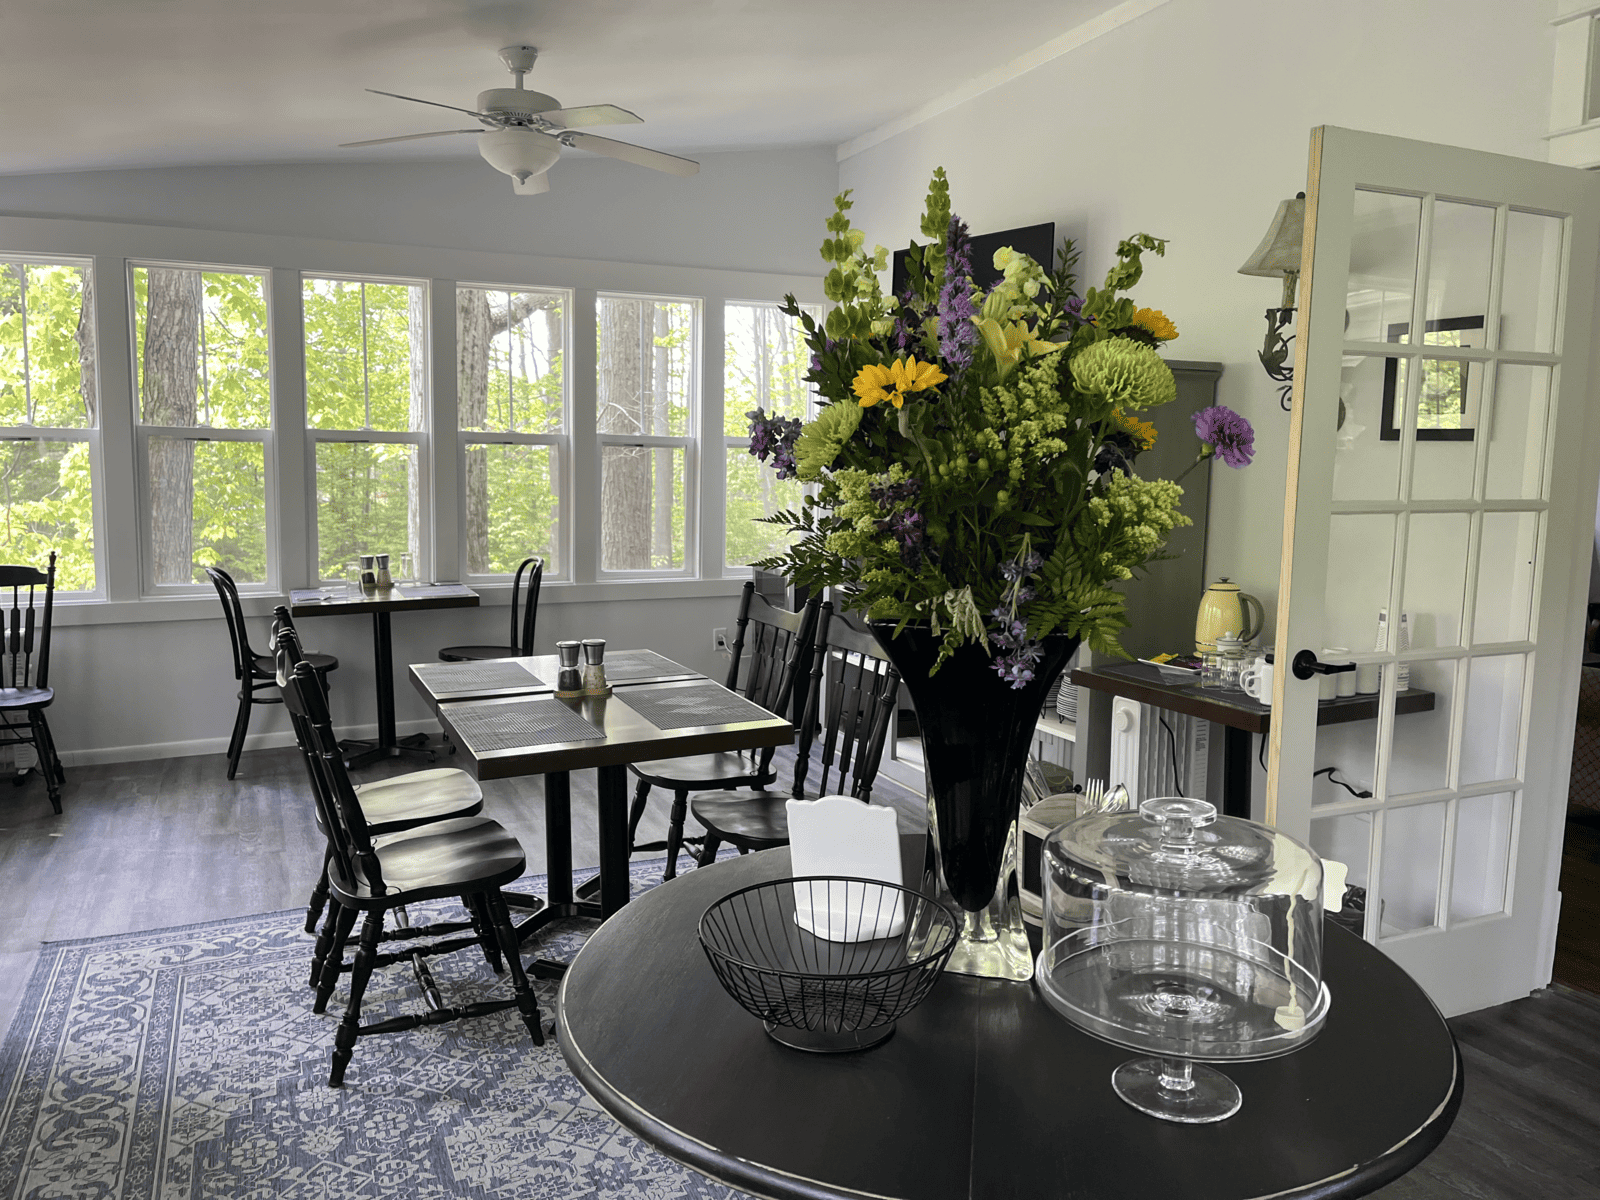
[290,583,480,769]
[408,651,793,960]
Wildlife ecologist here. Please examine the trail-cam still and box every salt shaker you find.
[359,553,379,593]
[555,640,584,697]
[582,638,610,696]
[374,552,393,589]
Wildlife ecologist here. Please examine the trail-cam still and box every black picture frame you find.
[890,222,1055,299]
[1379,315,1485,442]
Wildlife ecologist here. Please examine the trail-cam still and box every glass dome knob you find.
[1139,797,1216,850]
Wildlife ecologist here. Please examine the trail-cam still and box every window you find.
[303,276,427,583]
[458,285,567,578]
[132,265,271,589]
[596,294,697,573]
[723,301,818,570]
[0,258,98,592]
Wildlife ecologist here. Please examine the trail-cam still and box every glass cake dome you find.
[1036,796,1331,1123]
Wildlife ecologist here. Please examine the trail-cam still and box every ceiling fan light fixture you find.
[477,128,561,183]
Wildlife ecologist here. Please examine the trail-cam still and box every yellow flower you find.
[1131,307,1179,340]
[1111,408,1158,451]
[853,357,949,409]
[973,317,1066,380]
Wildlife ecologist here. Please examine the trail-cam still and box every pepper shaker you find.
[555,640,584,697]
[582,638,611,696]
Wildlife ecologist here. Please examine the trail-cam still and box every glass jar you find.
[1214,632,1247,690]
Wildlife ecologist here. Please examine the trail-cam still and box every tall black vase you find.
[870,623,1080,980]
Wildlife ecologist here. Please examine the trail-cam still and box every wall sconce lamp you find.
[1238,191,1305,412]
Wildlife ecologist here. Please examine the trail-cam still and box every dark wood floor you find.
[0,750,1596,1198]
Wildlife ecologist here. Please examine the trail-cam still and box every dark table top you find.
[559,848,1463,1200]
[408,648,702,704]
[1072,661,1436,735]
[288,583,480,617]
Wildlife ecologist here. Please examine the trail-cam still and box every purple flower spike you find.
[936,215,979,373]
[1192,404,1255,469]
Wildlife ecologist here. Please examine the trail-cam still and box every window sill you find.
[49,575,752,628]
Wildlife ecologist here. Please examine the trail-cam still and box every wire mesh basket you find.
[698,877,958,1053]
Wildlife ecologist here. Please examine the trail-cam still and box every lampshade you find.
[1237,194,1306,278]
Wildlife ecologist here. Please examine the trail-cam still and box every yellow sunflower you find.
[853,357,949,409]
[1130,308,1179,340]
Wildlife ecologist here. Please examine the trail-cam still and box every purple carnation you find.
[936,215,979,372]
[748,407,804,481]
[1193,404,1255,469]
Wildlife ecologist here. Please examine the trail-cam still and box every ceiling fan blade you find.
[512,172,551,195]
[561,132,699,177]
[339,129,480,148]
[541,104,643,129]
[366,88,494,122]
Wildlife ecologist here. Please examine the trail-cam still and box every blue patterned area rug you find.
[0,861,754,1200]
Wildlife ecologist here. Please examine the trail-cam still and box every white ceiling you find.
[0,0,1125,176]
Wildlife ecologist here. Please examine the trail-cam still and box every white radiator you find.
[1109,697,1209,805]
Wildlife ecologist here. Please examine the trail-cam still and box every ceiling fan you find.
[340,45,699,195]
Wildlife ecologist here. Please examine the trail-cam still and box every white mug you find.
[1239,660,1273,706]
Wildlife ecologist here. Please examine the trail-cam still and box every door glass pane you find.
[1400,513,1469,649]
[149,438,266,585]
[457,287,565,435]
[597,295,695,437]
[315,442,419,581]
[1311,811,1373,921]
[1500,210,1563,354]
[1325,513,1395,652]
[1423,201,1495,338]
[1473,512,1539,645]
[1379,801,1446,935]
[1460,654,1526,786]
[1313,705,1380,808]
[1387,658,1456,797]
[1333,354,1400,502]
[1345,191,1421,344]
[1406,356,1483,502]
[1450,791,1515,921]
[1483,365,1551,501]
[463,443,560,576]
[601,444,685,571]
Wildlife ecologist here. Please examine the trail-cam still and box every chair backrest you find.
[205,566,255,681]
[509,557,545,656]
[0,551,56,691]
[724,581,820,771]
[790,602,901,802]
[274,622,331,838]
[281,658,386,896]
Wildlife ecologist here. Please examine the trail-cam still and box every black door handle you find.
[1292,649,1357,681]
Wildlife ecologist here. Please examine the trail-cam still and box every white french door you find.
[1267,126,1600,1016]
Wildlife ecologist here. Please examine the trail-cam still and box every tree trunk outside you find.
[143,268,201,584]
[458,289,491,573]
[599,299,650,569]
[75,268,96,427]
[651,306,673,565]
[407,285,426,571]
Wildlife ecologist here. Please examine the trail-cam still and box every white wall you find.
[0,147,836,764]
[836,0,1555,623]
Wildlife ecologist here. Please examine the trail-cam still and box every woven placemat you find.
[413,660,545,694]
[604,649,697,682]
[447,698,604,752]
[623,683,776,731]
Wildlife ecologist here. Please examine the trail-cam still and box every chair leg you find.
[304,848,332,934]
[662,789,690,881]
[309,895,343,989]
[314,902,358,1013]
[33,711,65,786]
[626,779,652,852]
[225,687,253,780]
[330,909,384,1088]
[462,893,504,975]
[696,832,722,870]
[486,892,544,1046]
[27,711,60,815]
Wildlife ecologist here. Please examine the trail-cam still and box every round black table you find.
[557,849,1463,1200]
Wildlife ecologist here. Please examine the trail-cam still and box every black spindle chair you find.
[690,601,901,864]
[206,566,338,779]
[439,556,544,661]
[625,582,819,879]
[0,551,65,814]
[281,658,544,1088]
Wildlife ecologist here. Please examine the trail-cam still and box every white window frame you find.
[595,291,701,580]
[128,260,277,596]
[302,272,431,586]
[0,253,105,599]
[456,282,572,584]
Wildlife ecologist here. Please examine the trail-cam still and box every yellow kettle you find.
[1195,579,1264,654]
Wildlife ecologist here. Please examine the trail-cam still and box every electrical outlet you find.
[713,627,729,653]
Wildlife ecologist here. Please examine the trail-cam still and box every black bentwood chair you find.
[281,658,543,1088]
[206,566,338,780]
[691,602,901,864]
[273,613,486,948]
[439,556,544,661]
[0,552,66,814]
[625,581,819,880]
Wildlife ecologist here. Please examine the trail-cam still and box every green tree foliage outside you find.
[0,262,96,590]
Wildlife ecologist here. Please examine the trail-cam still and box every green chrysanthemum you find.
[793,401,863,480]
[1069,337,1177,412]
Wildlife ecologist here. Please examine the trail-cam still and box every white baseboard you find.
[56,719,443,769]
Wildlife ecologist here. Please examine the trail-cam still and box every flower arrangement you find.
[747,168,1253,685]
